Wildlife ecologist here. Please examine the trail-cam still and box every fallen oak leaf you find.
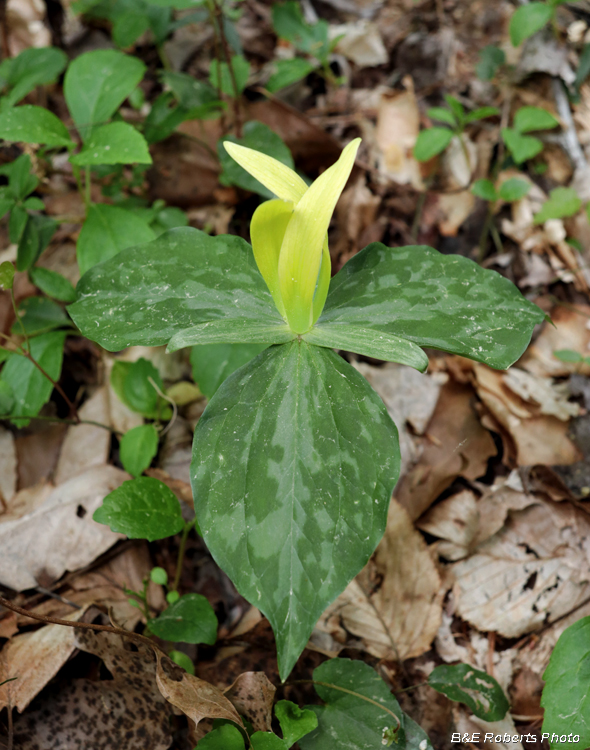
[155,650,245,731]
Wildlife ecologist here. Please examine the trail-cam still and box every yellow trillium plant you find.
[72,134,545,681]
[223,137,360,334]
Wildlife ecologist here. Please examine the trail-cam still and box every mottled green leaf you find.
[428,664,509,721]
[319,243,544,370]
[64,49,146,139]
[93,476,184,541]
[168,320,293,352]
[0,330,67,426]
[190,342,268,398]
[70,122,152,166]
[299,659,433,750]
[119,423,159,477]
[149,593,218,644]
[76,203,156,276]
[541,617,590,749]
[303,323,428,371]
[11,296,70,336]
[29,267,77,303]
[191,342,400,679]
[0,380,14,414]
[219,121,294,198]
[0,105,73,147]
[509,2,553,46]
[69,228,282,351]
[413,127,453,162]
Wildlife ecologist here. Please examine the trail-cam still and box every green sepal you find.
[190,341,400,680]
[303,323,428,371]
[319,242,545,370]
[167,320,294,352]
[68,228,281,352]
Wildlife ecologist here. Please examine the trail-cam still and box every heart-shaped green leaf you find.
[93,477,184,541]
[149,593,218,645]
[319,243,544,370]
[70,122,152,166]
[69,228,282,352]
[64,49,146,139]
[191,341,400,679]
[299,659,433,750]
[119,423,159,477]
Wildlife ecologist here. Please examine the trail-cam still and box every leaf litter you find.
[3,0,590,746]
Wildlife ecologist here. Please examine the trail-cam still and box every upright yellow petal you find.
[278,138,360,334]
[223,142,307,203]
[250,199,292,318]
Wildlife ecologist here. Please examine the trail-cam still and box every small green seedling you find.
[553,349,590,367]
[471,177,531,204]
[414,95,498,162]
[502,105,559,165]
[268,0,342,91]
[71,137,544,679]
[509,0,568,47]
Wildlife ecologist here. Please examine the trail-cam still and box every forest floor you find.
[2,0,590,748]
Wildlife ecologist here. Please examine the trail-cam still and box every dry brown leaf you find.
[155,651,244,730]
[316,499,443,661]
[0,606,92,712]
[10,629,172,750]
[473,364,581,466]
[502,368,579,421]
[419,477,536,561]
[14,420,67,490]
[435,189,476,236]
[330,21,388,66]
[452,496,590,638]
[520,304,590,378]
[54,387,112,484]
[0,465,127,591]
[224,672,276,732]
[396,380,497,520]
[375,82,424,190]
[0,427,17,504]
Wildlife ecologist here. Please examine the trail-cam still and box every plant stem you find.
[211,0,243,136]
[10,290,29,352]
[0,413,119,433]
[172,520,194,592]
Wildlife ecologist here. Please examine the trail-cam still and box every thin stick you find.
[0,414,118,433]
[0,595,163,654]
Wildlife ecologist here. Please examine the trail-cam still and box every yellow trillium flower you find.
[223,137,361,335]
